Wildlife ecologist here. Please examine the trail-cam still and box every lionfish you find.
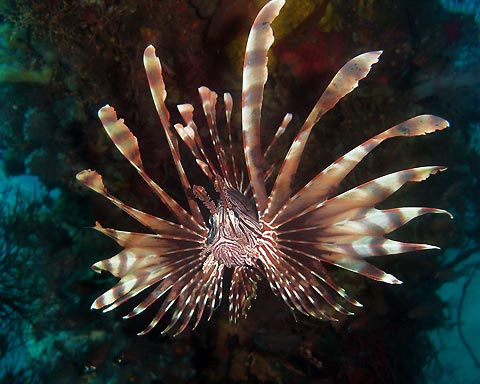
[77,0,451,336]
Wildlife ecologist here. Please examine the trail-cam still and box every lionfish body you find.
[77,0,451,336]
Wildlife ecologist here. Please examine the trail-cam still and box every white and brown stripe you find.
[264,51,383,222]
[143,46,204,226]
[198,86,236,186]
[271,115,449,226]
[242,0,285,216]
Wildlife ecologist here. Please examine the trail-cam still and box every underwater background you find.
[0,0,478,383]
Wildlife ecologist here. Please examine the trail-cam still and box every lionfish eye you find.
[207,215,216,244]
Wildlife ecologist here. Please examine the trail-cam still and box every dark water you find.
[0,1,478,383]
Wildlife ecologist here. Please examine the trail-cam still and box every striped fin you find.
[177,103,218,180]
[93,221,201,244]
[277,244,362,307]
[97,106,204,233]
[264,51,383,222]
[143,45,170,128]
[276,242,402,285]
[320,253,402,284]
[76,170,204,241]
[124,261,202,320]
[315,207,452,236]
[259,249,345,320]
[171,263,225,336]
[174,123,214,180]
[93,250,201,312]
[279,207,451,237]
[159,272,205,335]
[192,263,225,328]
[224,93,242,191]
[284,166,446,228]
[143,45,204,226]
[91,247,163,279]
[229,266,259,325]
[278,250,353,316]
[279,235,439,257]
[264,113,292,158]
[93,222,201,249]
[134,261,224,335]
[198,86,235,185]
[260,250,310,316]
[242,0,285,216]
[272,115,449,226]
[97,105,143,168]
[173,122,203,166]
[91,245,199,283]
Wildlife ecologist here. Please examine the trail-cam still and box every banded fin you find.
[321,253,403,284]
[97,106,204,232]
[242,0,285,216]
[277,242,402,285]
[272,115,449,226]
[277,244,362,307]
[264,113,292,158]
[224,93,242,191]
[259,249,349,320]
[199,86,235,186]
[91,249,199,310]
[265,51,383,222]
[177,103,218,180]
[280,235,439,257]
[229,266,260,325]
[143,45,204,226]
[283,166,446,229]
[76,170,204,240]
[133,262,224,336]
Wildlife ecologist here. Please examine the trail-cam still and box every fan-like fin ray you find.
[321,253,402,284]
[193,263,225,329]
[264,113,292,158]
[94,221,202,246]
[280,235,439,257]
[173,122,212,178]
[199,86,235,186]
[242,0,285,216]
[273,115,449,225]
[259,249,340,319]
[279,251,353,316]
[91,250,200,310]
[137,261,224,335]
[283,166,446,229]
[265,51,383,222]
[164,262,225,336]
[173,264,224,335]
[177,103,219,180]
[76,170,204,240]
[277,244,362,307]
[143,45,204,226]
[96,106,204,232]
[229,266,260,325]
[279,207,451,237]
[136,264,202,334]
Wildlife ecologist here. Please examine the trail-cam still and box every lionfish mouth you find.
[77,0,452,336]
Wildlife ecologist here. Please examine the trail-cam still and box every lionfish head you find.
[77,0,452,336]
